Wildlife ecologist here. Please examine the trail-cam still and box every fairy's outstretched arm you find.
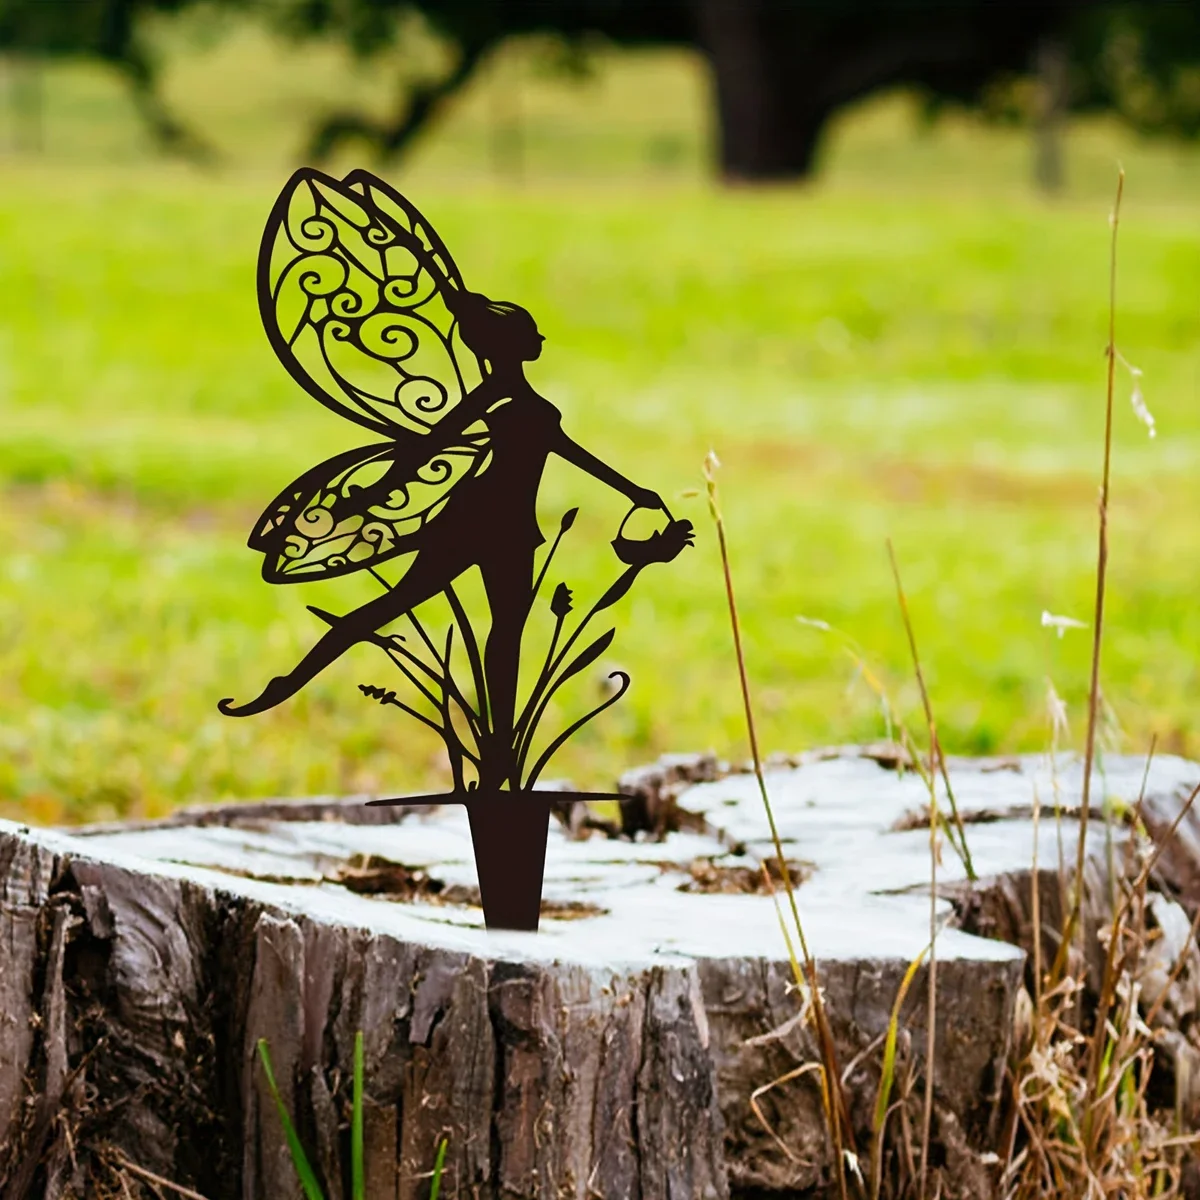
[554,431,663,510]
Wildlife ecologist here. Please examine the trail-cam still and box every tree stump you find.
[2,747,1200,1199]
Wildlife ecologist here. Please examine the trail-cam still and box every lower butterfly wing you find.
[251,431,491,584]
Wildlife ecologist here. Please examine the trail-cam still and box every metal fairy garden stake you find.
[220,168,692,931]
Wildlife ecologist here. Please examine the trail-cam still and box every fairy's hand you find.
[628,485,665,511]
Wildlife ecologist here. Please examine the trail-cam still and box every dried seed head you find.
[550,582,574,617]
[1041,610,1087,638]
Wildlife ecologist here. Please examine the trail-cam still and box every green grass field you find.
[2,27,1199,822]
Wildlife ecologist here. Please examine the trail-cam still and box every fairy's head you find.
[454,292,544,367]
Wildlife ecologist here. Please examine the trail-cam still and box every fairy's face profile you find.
[511,312,545,363]
[458,295,544,366]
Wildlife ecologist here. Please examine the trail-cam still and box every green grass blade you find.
[352,1031,365,1200]
[429,1137,448,1200]
[256,1038,326,1200]
[873,945,929,1134]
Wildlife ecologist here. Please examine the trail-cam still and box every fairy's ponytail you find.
[452,291,536,361]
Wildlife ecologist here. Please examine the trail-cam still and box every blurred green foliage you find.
[0,44,1198,823]
[3,1,1200,172]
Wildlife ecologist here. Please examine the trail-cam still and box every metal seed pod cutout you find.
[219,168,693,930]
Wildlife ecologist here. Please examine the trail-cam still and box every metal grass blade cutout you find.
[514,627,616,776]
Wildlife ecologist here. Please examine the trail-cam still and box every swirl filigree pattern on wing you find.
[250,428,492,582]
[261,168,483,436]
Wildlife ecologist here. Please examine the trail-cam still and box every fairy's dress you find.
[444,388,562,557]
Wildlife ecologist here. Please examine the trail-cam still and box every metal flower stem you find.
[445,583,489,731]
[378,634,481,773]
[513,624,616,785]
[326,592,483,783]
[407,610,448,683]
[359,577,485,736]
[513,564,641,783]
[513,595,603,768]
[308,607,445,713]
[379,640,454,716]
[524,672,631,788]
[358,684,446,740]
[392,597,483,735]
[513,507,581,748]
[439,625,468,792]
[526,605,571,734]
[529,563,641,707]
[530,508,578,605]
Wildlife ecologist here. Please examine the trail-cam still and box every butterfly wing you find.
[255,169,497,583]
[342,168,466,292]
[251,431,492,583]
[258,167,485,437]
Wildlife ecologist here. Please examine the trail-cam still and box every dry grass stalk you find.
[1144,900,1200,1029]
[886,539,976,884]
[1063,169,1124,970]
[729,169,1200,1200]
[1083,740,1160,1120]
[920,766,938,1200]
[705,451,859,1198]
[884,540,952,1200]
[1002,171,1200,1200]
[870,946,928,1200]
[1004,780,1200,1198]
[111,1155,211,1200]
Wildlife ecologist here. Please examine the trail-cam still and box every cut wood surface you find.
[2,747,1200,1198]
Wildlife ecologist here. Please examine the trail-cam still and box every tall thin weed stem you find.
[919,757,938,1200]
[1002,169,1200,1200]
[886,539,975,881]
[1062,168,1124,970]
[884,542,958,1200]
[704,452,859,1198]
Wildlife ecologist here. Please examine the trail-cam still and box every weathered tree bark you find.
[2,748,1199,1199]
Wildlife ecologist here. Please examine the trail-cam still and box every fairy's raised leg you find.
[219,550,459,717]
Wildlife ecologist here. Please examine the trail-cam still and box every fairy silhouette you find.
[218,168,689,793]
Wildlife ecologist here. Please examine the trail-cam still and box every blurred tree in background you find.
[1,0,1199,177]
[0,0,216,153]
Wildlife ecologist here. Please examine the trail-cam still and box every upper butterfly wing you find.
[342,168,465,291]
[251,427,492,584]
[258,167,485,438]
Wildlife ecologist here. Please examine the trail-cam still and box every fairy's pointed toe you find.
[217,676,296,717]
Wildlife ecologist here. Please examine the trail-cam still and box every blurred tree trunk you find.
[7,54,45,154]
[691,1,1072,183]
[489,44,525,184]
[1034,34,1068,194]
[692,0,829,180]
